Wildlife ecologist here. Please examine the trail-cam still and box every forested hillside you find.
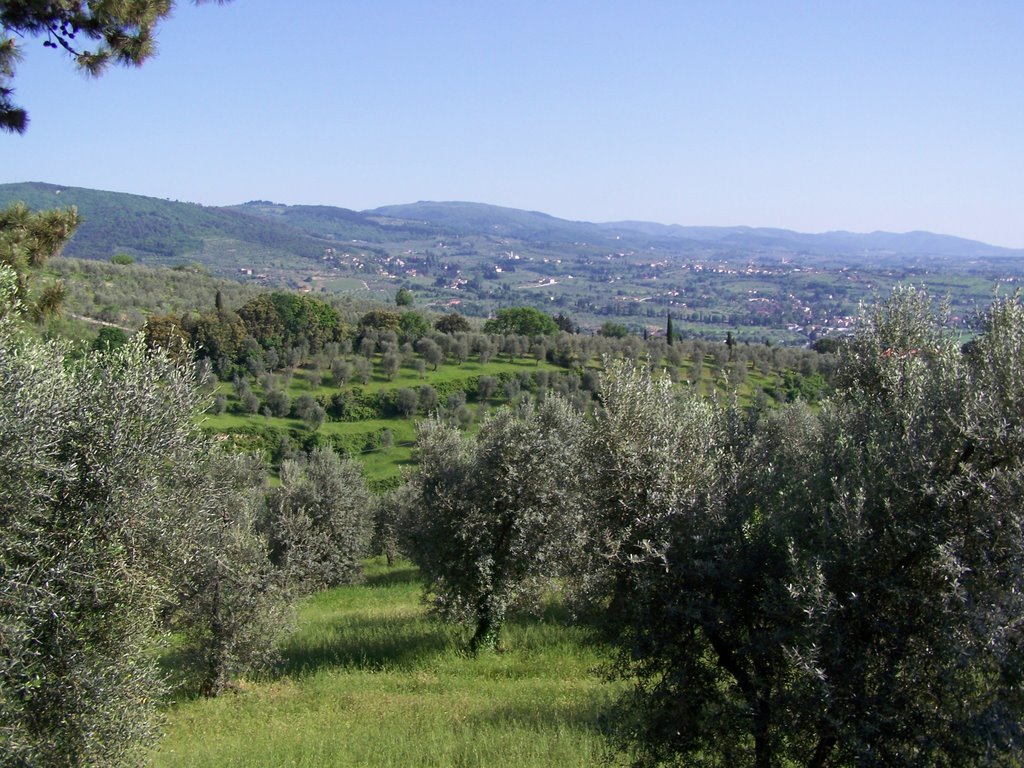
[5,182,1024,346]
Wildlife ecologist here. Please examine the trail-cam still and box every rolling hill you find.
[5,181,1024,345]
[3,182,1019,269]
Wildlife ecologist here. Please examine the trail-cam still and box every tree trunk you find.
[707,628,775,768]
[752,695,772,768]
[752,655,773,768]
[470,607,501,653]
[808,732,837,768]
[200,577,226,697]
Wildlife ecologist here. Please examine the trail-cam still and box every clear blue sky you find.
[3,1,1024,247]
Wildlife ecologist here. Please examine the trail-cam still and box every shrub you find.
[0,288,273,762]
[263,447,372,592]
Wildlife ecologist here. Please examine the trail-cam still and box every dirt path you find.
[65,312,135,332]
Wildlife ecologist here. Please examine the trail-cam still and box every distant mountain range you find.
[1,182,1020,268]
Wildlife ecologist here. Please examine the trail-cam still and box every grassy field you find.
[152,559,618,767]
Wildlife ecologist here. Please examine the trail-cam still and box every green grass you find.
[151,559,619,767]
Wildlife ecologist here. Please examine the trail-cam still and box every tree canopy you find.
[0,202,77,317]
[409,396,587,651]
[0,271,276,761]
[0,194,294,762]
[596,290,1024,767]
[435,311,471,335]
[482,306,558,337]
[394,286,413,306]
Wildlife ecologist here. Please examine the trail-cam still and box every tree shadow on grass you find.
[467,696,613,734]
[157,646,203,703]
[278,612,456,677]
[363,563,419,588]
[504,597,611,654]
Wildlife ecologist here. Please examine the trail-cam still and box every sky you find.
[3,1,1024,247]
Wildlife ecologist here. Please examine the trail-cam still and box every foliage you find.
[435,311,471,334]
[372,483,418,566]
[408,396,586,651]
[599,320,628,338]
[0,277,212,764]
[235,294,286,350]
[50,256,260,330]
[810,335,842,354]
[395,387,417,418]
[166,453,292,698]
[182,307,246,362]
[416,336,444,369]
[0,202,77,319]
[292,393,326,430]
[267,292,343,352]
[554,311,577,334]
[800,288,1024,765]
[202,312,821,489]
[358,309,401,334]
[576,358,721,616]
[398,310,430,343]
[598,392,823,767]
[264,388,291,418]
[600,290,1024,767]
[770,369,828,403]
[483,306,559,337]
[263,447,372,593]
[91,324,129,352]
[395,287,414,306]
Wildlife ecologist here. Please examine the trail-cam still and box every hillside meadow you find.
[152,559,619,768]
[206,349,791,486]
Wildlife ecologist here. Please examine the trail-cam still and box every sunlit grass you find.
[151,559,620,768]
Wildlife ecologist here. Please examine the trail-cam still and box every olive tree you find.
[598,291,1024,767]
[798,289,1024,766]
[372,481,418,567]
[575,358,721,617]
[263,446,373,592]
[0,266,232,764]
[595,377,827,768]
[165,453,292,698]
[409,395,586,652]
